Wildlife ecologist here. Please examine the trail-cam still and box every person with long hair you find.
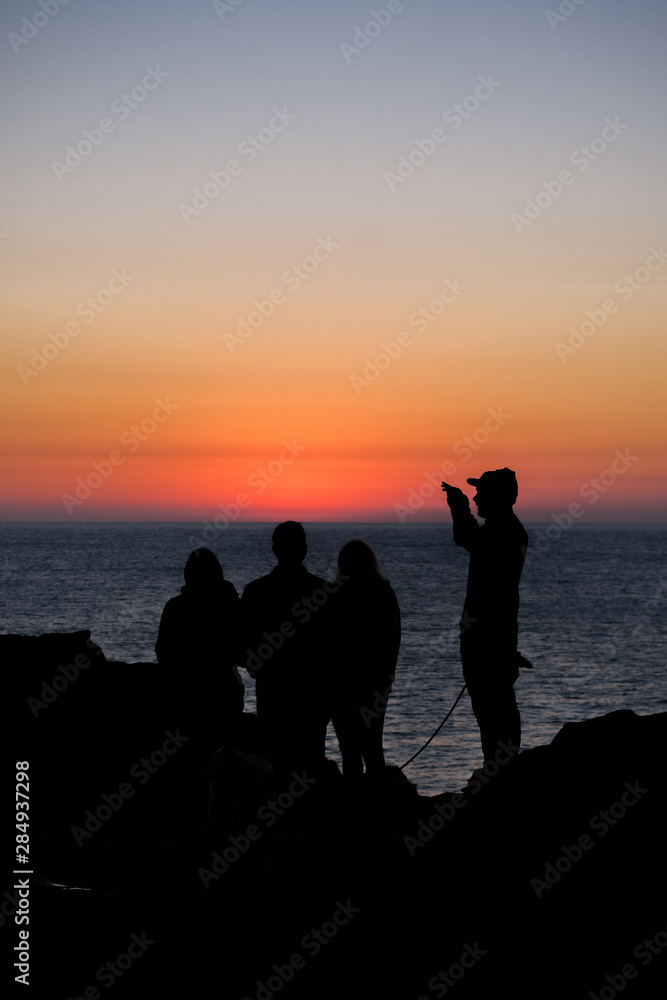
[155,547,244,751]
[329,539,401,778]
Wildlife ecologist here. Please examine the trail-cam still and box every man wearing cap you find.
[441,469,528,764]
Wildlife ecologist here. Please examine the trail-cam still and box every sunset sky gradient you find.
[2,0,666,521]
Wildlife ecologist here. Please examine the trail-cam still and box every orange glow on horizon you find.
[2,4,666,523]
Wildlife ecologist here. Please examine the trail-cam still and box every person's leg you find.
[332,709,364,778]
[474,681,520,762]
[495,675,521,756]
[362,712,385,775]
[462,666,491,758]
[462,652,520,763]
[359,703,387,776]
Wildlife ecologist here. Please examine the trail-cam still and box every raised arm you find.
[441,481,479,552]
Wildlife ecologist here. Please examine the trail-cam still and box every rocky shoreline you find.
[7,630,667,998]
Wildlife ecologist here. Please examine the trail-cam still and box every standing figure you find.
[241,521,331,772]
[330,540,401,778]
[155,547,244,753]
[441,469,528,764]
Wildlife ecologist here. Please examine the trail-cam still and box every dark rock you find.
[8,630,667,998]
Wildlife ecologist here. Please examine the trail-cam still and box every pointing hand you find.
[441,482,470,510]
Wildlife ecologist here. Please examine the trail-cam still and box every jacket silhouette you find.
[329,540,400,778]
[155,547,244,750]
[241,521,331,770]
[443,469,527,763]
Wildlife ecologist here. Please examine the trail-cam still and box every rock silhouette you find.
[7,628,666,999]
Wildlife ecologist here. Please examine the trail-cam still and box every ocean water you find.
[3,522,666,795]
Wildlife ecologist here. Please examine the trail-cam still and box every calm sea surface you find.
[3,522,666,795]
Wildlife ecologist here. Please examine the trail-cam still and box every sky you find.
[1,0,666,522]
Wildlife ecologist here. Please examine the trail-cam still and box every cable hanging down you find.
[399,683,468,770]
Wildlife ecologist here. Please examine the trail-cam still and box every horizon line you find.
[1,518,665,526]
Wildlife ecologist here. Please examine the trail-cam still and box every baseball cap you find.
[466,468,518,502]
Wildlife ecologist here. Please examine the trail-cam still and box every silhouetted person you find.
[155,547,244,753]
[442,469,528,764]
[241,521,331,772]
[329,540,400,778]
